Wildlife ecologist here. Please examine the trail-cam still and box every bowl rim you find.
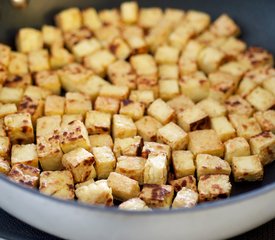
[1,174,275,215]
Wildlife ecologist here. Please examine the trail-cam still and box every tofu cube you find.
[0,158,11,175]
[116,156,146,184]
[24,85,51,100]
[139,184,174,208]
[75,180,113,206]
[50,46,74,69]
[42,25,64,47]
[8,163,40,188]
[72,38,101,60]
[211,116,236,142]
[44,95,65,116]
[94,96,120,115]
[28,49,50,72]
[179,71,210,103]
[144,153,168,185]
[185,10,211,34]
[98,9,121,26]
[232,155,263,181]
[130,54,158,77]
[210,14,240,37]
[109,37,131,60]
[249,131,275,165]
[11,144,38,167]
[225,95,254,117]
[141,141,171,160]
[85,110,111,135]
[155,45,180,64]
[147,99,175,125]
[62,148,95,183]
[120,1,139,24]
[198,174,231,201]
[196,154,231,178]
[16,28,43,53]
[0,43,11,67]
[172,151,195,179]
[0,137,10,158]
[4,113,34,144]
[0,119,6,137]
[167,95,195,114]
[158,64,179,80]
[263,76,275,96]
[39,170,75,200]
[172,187,198,208]
[197,98,227,118]
[169,175,197,192]
[65,92,92,117]
[99,85,129,100]
[138,8,163,29]
[8,52,28,75]
[61,114,83,126]
[112,114,137,138]
[4,73,31,89]
[93,146,116,179]
[254,110,275,133]
[107,172,140,201]
[55,8,82,32]
[113,136,143,158]
[34,70,61,95]
[0,87,23,104]
[177,106,210,132]
[246,87,274,111]
[82,8,102,31]
[129,90,155,107]
[188,130,224,157]
[36,115,61,137]
[159,80,180,101]
[119,198,151,211]
[64,28,93,50]
[0,104,17,118]
[169,24,194,50]
[119,100,145,121]
[94,25,120,47]
[136,76,159,101]
[60,120,91,153]
[89,134,114,149]
[220,37,246,59]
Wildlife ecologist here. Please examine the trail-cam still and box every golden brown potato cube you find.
[157,122,188,150]
[0,43,11,67]
[158,80,180,101]
[98,9,120,26]
[225,95,254,117]
[197,98,227,118]
[141,141,171,160]
[60,120,91,153]
[72,38,101,60]
[196,154,231,178]
[75,179,113,206]
[36,115,61,138]
[24,85,51,101]
[130,54,157,77]
[119,198,151,211]
[172,150,195,179]
[109,37,131,60]
[185,10,210,34]
[179,71,210,103]
[249,131,275,165]
[232,155,263,182]
[82,8,102,31]
[219,37,246,59]
[16,28,43,53]
[37,135,63,171]
[0,157,11,175]
[139,184,174,208]
[89,134,113,149]
[64,92,91,117]
[224,137,250,164]
[155,45,180,65]
[85,110,111,135]
[34,71,61,95]
[172,187,198,209]
[44,95,65,116]
[42,25,64,47]
[112,114,137,138]
[113,136,143,158]
[28,49,50,72]
[138,8,163,29]
[129,90,155,107]
[246,87,274,111]
[0,137,10,159]
[4,113,34,144]
[188,129,224,157]
[107,172,140,201]
[263,76,275,96]
[99,85,129,100]
[135,116,162,142]
[169,24,195,50]
[11,144,38,167]
[84,50,115,77]
[169,175,197,192]
[107,60,136,90]
[8,52,28,75]
[167,95,194,114]
[8,163,40,188]
[177,106,210,132]
[120,1,139,24]
[0,104,17,118]
[210,14,240,37]
[62,147,95,183]
[39,170,75,200]
[211,116,236,142]
[147,99,175,125]
[144,153,168,185]
[94,96,120,115]
[55,8,82,32]
[58,63,92,92]
[93,146,116,179]
[159,64,179,80]
[116,156,146,184]
[198,174,231,201]
[254,110,275,133]
[50,46,74,69]
[119,100,145,121]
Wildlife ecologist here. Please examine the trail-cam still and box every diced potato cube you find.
[55,8,82,32]
[60,120,91,153]
[8,163,40,188]
[4,113,34,144]
[155,45,180,64]
[107,172,140,201]
[61,114,83,126]
[4,73,31,89]
[109,37,131,60]
[188,129,224,157]
[16,28,43,53]
[163,8,184,24]
[172,151,195,179]
[119,198,151,211]
[159,80,180,101]
[167,95,194,114]
[44,95,65,116]
[0,157,11,174]
[34,70,61,95]
[169,24,194,50]
[8,52,28,75]
[232,155,263,182]
[39,170,75,200]
[99,85,129,100]
[0,44,11,67]
[263,76,275,96]
[42,25,63,47]
[159,64,179,80]
[198,174,231,201]
[113,136,143,158]
[36,115,61,137]
[116,156,146,184]
[89,134,113,149]
[254,110,275,133]
[112,114,137,138]
[169,175,197,192]
[119,100,145,121]
[141,141,171,160]
[137,75,159,98]
[85,110,111,135]
[50,46,74,69]
[94,25,120,47]
[65,92,92,117]
[225,95,254,117]
[72,38,101,60]
[0,137,10,158]
[210,14,240,37]
[28,49,50,72]
[93,146,116,179]
[0,87,23,104]
[94,96,120,115]
[121,1,139,24]
[82,8,102,31]
[129,90,155,107]
[75,180,113,206]
[246,87,274,111]
[139,184,174,208]
[0,104,17,118]
[98,9,121,26]
[138,8,163,29]
[11,144,38,167]
[172,187,198,208]
[24,86,51,101]
[197,98,226,118]
[219,37,246,59]
[130,54,158,77]
[211,116,236,142]
[185,10,210,34]
[249,131,275,165]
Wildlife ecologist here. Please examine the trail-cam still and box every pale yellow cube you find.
[158,64,179,80]
[159,80,180,101]
[112,114,137,138]
[211,116,236,142]
[36,115,61,137]
[94,96,120,115]
[155,45,180,64]
[82,8,102,31]
[28,49,50,72]
[172,151,195,179]
[44,95,65,116]
[0,104,17,118]
[141,141,171,160]
[85,110,111,135]
[119,198,150,211]
[113,136,143,158]
[225,95,254,117]
[254,110,275,133]
[0,87,23,104]
[99,85,129,100]
[11,144,38,167]
[8,52,28,75]
[172,187,198,209]
[50,46,74,69]
[263,76,275,96]
[170,175,197,192]
[109,37,131,60]
[55,8,82,32]
[34,70,61,95]
[16,28,43,53]
[246,87,274,111]
[0,137,10,158]
[120,1,139,24]
[185,10,211,34]
[197,98,226,118]
[0,43,11,67]
[210,14,240,37]
[119,100,145,121]
[167,95,195,114]
[89,135,113,149]
[24,85,51,100]
[72,38,101,60]
[129,90,155,107]
[42,25,64,47]
[64,92,91,117]
[130,54,158,77]
[138,8,163,29]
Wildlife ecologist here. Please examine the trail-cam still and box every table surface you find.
[0,208,274,240]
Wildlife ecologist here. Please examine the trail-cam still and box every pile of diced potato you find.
[0,1,274,210]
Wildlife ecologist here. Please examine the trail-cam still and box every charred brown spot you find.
[254,131,271,138]
[212,184,223,193]
[67,184,74,191]
[21,126,29,133]
[122,99,133,106]
[215,166,222,170]
[109,43,119,53]
[63,132,68,136]
[200,175,211,181]
[190,117,210,131]
[226,100,240,106]
[188,176,194,183]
